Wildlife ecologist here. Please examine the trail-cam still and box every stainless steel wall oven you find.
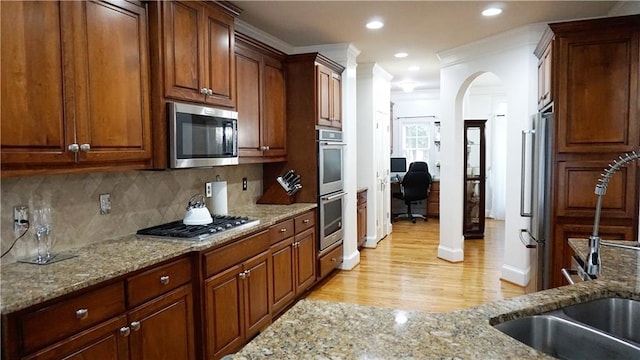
[317,129,345,252]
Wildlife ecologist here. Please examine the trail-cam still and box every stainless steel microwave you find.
[168,102,238,168]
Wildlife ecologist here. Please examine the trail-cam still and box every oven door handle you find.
[319,142,347,146]
[321,192,347,201]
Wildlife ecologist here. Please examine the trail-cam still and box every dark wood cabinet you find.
[235,33,287,162]
[357,189,368,248]
[316,64,342,129]
[1,0,152,176]
[160,0,236,108]
[128,285,195,360]
[269,210,317,316]
[5,256,195,360]
[427,181,440,218]
[202,231,272,359]
[535,14,640,287]
[463,120,487,239]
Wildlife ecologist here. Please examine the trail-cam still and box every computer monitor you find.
[390,157,407,173]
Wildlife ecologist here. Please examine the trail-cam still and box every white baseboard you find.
[437,244,464,262]
[339,248,361,270]
[363,234,380,248]
[501,264,529,286]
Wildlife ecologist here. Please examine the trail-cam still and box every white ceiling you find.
[232,1,621,91]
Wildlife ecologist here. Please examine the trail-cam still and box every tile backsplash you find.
[0,165,262,263]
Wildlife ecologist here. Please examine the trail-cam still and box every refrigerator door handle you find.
[519,228,542,248]
[520,129,535,217]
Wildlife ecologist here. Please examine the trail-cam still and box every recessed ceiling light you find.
[400,82,417,93]
[394,52,408,58]
[408,66,420,71]
[366,20,384,29]
[482,8,502,16]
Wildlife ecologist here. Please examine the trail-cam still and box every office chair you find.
[392,161,432,223]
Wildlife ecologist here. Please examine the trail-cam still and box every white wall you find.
[437,24,545,286]
[357,63,393,247]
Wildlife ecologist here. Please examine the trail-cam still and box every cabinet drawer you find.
[204,230,269,277]
[294,210,315,233]
[269,219,294,245]
[127,257,192,307]
[20,282,125,354]
[318,244,343,279]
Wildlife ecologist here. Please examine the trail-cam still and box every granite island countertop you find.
[0,203,316,315]
[232,238,640,359]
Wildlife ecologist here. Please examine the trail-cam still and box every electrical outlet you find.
[14,205,29,232]
[99,194,111,215]
[242,177,248,191]
[205,182,213,197]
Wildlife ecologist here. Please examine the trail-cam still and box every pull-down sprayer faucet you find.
[585,149,640,278]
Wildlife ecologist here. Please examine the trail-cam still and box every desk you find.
[391,180,439,221]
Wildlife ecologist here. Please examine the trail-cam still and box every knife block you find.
[257,180,297,205]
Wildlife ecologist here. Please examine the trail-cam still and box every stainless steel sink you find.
[561,298,640,344]
[494,315,640,360]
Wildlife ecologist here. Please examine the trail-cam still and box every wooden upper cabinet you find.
[235,34,286,161]
[1,1,74,167]
[162,0,236,108]
[1,0,152,176]
[553,17,639,153]
[316,64,342,128]
[537,44,553,110]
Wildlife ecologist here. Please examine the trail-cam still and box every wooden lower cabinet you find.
[204,249,271,359]
[269,211,317,316]
[4,257,195,360]
[427,180,440,218]
[357,189,367,248]
[22,315,130,360]
[318,243,344,280]
[128,285,195,360]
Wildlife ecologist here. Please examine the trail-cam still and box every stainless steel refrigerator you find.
[520,111,553,292]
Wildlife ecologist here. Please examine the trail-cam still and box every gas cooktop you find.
[136,215,260,241]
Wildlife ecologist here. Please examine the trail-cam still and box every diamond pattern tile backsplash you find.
[0,165,262,263]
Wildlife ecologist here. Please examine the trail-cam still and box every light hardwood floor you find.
[306,218,525,313]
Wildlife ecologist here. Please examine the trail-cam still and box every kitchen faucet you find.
[585,149,640,278]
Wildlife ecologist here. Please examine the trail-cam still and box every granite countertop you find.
[0,203,316,315]
[233,239,640,359]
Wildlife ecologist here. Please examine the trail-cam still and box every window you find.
[402,123,430,164]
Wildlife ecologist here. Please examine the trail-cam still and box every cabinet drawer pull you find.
[120,326,131,337]
[279,228,287,233]
[200,88,208,95]
[76,308,89,319]
[80,143,90,152]
[160,275,170,285]
[206,89,213,96]
[68,143,79,152]
[331,258,337,262]
[239,271,247,279]
[303,219,310,224]
[130,321,141,331]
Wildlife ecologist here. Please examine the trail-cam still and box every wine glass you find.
[32,208,53,264]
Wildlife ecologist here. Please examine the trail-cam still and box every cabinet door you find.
[0,1,75,168]
[162,1,205,103]
[236,46,263,157]
[357,203,366,248]
[263,58,287,157]
[204,264,244,359]
[316,65,332,127]
[556,30,639,153]
[270,237,296,315]
[331,73,342,128]
[203,4,235,108]
[128,285,195,360]
[68,0,152,164]
[23,316,129,360]
[537,44,552,109]
[295,227,317,296]
[243,251,271,339]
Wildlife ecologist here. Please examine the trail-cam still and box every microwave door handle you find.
[322,192,347,201]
